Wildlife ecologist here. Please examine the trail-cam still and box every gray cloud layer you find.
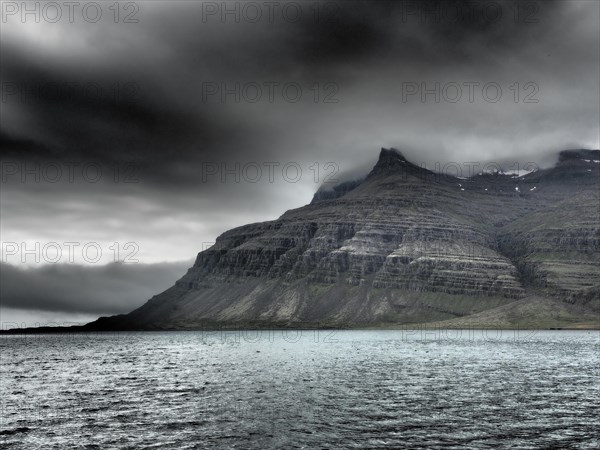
[0,260,192,315]
[2,1,598,173]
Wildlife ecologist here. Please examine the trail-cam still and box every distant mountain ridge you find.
[86,147,600,330]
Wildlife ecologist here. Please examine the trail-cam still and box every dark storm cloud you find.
[0,260,192,315]
[2,1,597,179]
[0,48,242,177]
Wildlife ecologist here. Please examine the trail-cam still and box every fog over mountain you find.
[1,0,598,326]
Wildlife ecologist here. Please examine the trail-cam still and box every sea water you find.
[1,329,598,449]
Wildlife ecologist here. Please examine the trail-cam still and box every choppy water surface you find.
[1,329,598,449]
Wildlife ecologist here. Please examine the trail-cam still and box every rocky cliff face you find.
[89,148,600,330]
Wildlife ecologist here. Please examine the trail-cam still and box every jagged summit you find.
[378,147,408,163]
[368,147,413,176]
[311,148,430,204]
[368,148,440,183]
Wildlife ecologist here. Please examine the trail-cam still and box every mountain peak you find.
[378,147,408,163]
[368,147,434,180]
[368,147,409,174]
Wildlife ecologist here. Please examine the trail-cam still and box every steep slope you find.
[499,191,600,306]
[88,148,600,330]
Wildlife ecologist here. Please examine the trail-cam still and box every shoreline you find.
[2,323,599,335]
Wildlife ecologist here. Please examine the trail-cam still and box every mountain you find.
[88,148,600,330]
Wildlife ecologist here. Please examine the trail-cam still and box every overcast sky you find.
[1,0,599,327]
